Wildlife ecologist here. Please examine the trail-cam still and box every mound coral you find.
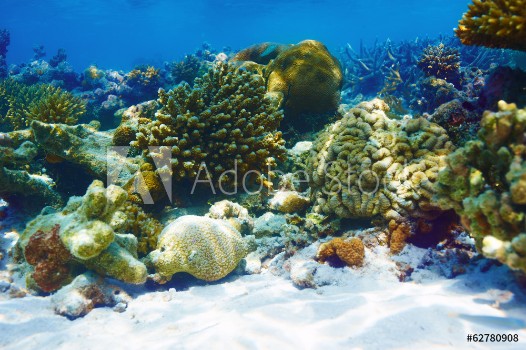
[146,215,255,282]
[307,99,454,222]
[232,42,291,65]
[455,0,526,51]
[19,180,148,290]
[436,101,526,272]
[317,237,365,267]
[0,79,86,131]
[417,43,461,87]
[131,62,286,187]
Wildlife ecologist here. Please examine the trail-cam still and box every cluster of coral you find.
[417,43,461,88]
[436,101,526,273]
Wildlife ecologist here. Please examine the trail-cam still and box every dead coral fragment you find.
[455,0,526,51]
[317,237,365,267]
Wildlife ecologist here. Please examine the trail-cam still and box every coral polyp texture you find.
[317,237,365,267]
[436,101,526,272]
[131,62,286,186]
[455,0,526,51]
[18,180,148,291]
[0,79,86,131]
[146,215,255,282]
[417,43,461,87]
[307,99,454,222]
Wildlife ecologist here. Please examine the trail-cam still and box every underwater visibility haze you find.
[1,0,526,349]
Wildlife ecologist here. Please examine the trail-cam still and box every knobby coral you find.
[146,215,255,282]
[307,99,454,222]
[417,43,461,87]
[436,101,526,272]
[455,0,526,51]
[132,62,286,187]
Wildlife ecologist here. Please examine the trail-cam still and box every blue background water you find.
[1,0,470,70]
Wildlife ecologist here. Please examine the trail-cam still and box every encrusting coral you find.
[455,0,526,51]
[18,180,148,291]
[0,79,86,131]
[417,43,461,88]
[307,99,454,222]
[436,101,526,272]
[131,62,286,187]
[145,215,255,282]
[317,237,365,267]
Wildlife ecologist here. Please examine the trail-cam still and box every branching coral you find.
[456,0,526,51]
[168,54,206,85]
[418,43,461,87]
[19,180,148,289]
[131,62,286,187]
[125,65,162,101]
[436,101,526,272]
[317,237,365,267]
[0,79,86,131]
[307,99,454,222]
[145,215,255,282]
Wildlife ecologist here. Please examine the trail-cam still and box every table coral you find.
[456,0,526,51]
[146,215,255,282]
[417,43,461,88]
[18,180,148,289]
[317,237,365,267]
[131,62,286,187]
[436,101,526,272]
[307,99,454,222]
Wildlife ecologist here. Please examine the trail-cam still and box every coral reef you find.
[49,48,67,68]
[146,215,255,282]
[269,190,310,213]
[113,100,158,146]
[232,42,291,65]
[426,99,480,146]
[0,79,86,131]
[125,65,163,103]
[316,237,365,267]
[307,99,453,222]
[456,0,526,51]
[168,54,206,85]
[119,202,163,256]
[132,62,286,187]
[19,180,148,289]
[436,101,526,272]
[417,43,461,87]
[207,200,254,235]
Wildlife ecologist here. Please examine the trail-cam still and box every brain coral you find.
[19,180,147,289]
[132,62,286,187]
[455,0,526,51]
[436,101,526,272]
[146,215,255,282]
[307,99,454,222]
[0,79,86,131]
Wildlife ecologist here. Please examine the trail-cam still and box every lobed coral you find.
[436,101,526,272]
[0,79,86,131]
[131,62,286,187]
[417,43,461,88]
[18,180,148,290]
[317,237,365,267]
[146,215,255,282]
[307,99,454,222]
[455,0,526,51]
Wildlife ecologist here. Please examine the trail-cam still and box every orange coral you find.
[455,0,526,51]
[388,220,411,254]
[317,237,365,267]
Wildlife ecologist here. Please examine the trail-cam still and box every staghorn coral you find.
[436,101,526,272]
[18,180,148,289]
[132,62,286,187]
[0,79,85,131]
[418,43,461,88]
[307,99,454,222]
[145,215,255,282]
[24,224,73,292]
[455,0,526,51]
[316,237,365,267]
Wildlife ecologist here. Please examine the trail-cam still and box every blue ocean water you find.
[0,0,470,70]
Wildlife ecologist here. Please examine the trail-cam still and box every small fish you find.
[451,313,526,330]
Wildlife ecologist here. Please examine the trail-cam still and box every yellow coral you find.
[455,0,526,51]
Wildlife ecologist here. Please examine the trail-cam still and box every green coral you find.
[131,62,286,187]
[0,79,86,131]
[146,215,255,282]
[436,101,526,272]
[307,99,454,221]
[18,180,147,288]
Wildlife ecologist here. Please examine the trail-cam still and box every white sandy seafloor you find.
[1,208,526,349]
